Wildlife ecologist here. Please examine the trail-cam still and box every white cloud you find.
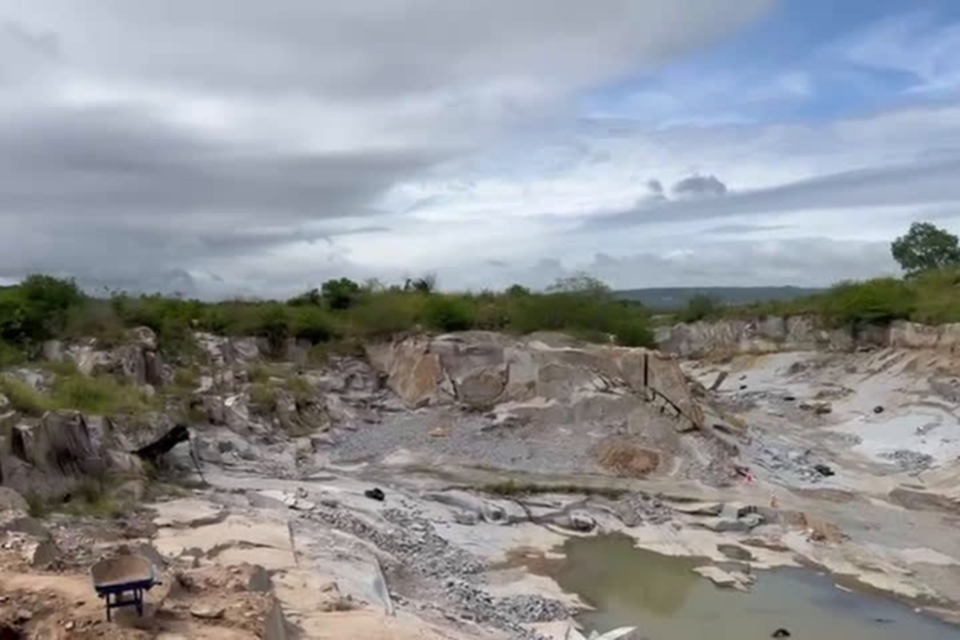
[837,10,960,95]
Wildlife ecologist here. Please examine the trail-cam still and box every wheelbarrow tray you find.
[91,555,160,620]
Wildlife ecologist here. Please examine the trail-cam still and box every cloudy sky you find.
[3,1,960,297]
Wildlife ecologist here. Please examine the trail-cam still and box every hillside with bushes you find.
[0,274,655,366]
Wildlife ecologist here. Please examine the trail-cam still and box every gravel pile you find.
[880,449,934,475]
[753,443,835,484]
[616,493,673,526]
[309,504,567,638]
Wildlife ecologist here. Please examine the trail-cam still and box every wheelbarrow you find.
[91,555,161,621]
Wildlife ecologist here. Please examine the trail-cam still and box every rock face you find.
[2,411,106,497]
[367,332,703,430]
[61,326,166,386]
[658,317,960,358]
[656,316,855,358]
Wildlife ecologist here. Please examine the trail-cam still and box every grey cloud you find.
[0,107,439,219]
[672,174,728,198]
[0,104,429,284]
[0,0,774,293]
[647,179,664,195]
[589,155,960,231]
[707,222,788,235]
[19,1,772,98]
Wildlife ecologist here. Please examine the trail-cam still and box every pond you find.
[530,534,959,639]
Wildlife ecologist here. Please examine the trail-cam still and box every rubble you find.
[1,326,959,638]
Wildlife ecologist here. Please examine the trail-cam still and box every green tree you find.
[287,288,322,307]
[891,222,960,276]
[546,274,611,297]
[320,278,361,309]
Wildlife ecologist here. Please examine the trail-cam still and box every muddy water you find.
[535,534,959,639]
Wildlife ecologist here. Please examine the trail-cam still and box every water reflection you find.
[524,534,960,640]
[552,533,699,617]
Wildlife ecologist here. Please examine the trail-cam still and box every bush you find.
[678,294,719,323]
[0,340,24,368]
[248,383,278,412]
[51,374,151,415]
[0,375,52,416]
[422,296,473,332]
[287,288,322,307]
[321,278,361,310]
[0,275,84,344]
[818,278,916,326]
[290,307,336,344]
[346,292,424,337]
[64,300,126,345]
[239,304,290,353]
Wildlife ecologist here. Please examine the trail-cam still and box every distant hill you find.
[615,286,823,311]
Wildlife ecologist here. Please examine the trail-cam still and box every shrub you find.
[64,300,125,345]
[0,375,52,416]
[818,278,916,326]
[50,375,151,415]
[611,317,655,348]
[321,278,361,310]
[0,275,84,344]
[287,288,322,307]
[0,340,24,368]
[678,294,719,323]
[284,375,313,403]
[422,296,473,332]
[290,307,336,344]
[405,275,436,294]
[346,292,424,337]
[241,304,290,353]
[248,383,278,412]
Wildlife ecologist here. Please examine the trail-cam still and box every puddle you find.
[528,534,959,639]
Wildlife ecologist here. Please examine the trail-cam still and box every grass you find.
[248,382,278,412]
[0,375,53,416]
[50,374,152,415]
[61,480,125,519]
[0,340,25,368]
[0,370,152,417]
[24,478,125,520]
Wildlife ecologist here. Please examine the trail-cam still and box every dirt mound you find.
[594,439,661,477]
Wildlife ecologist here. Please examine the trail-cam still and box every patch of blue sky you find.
[578,0,960,127]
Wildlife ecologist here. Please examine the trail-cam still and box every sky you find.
[3,1,960,297]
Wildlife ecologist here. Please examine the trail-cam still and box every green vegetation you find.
[722,269,960,327]
[891,222,960,277]
[0,369,151,417]
[0,375,52,415]
[0,272,660,356]
[50,374,152,415]
[677,294,720,323]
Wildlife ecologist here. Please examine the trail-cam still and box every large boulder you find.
[366,338,450,407]
[3,411,106,498]
[64,327,165,386]
[17,411,99,475]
